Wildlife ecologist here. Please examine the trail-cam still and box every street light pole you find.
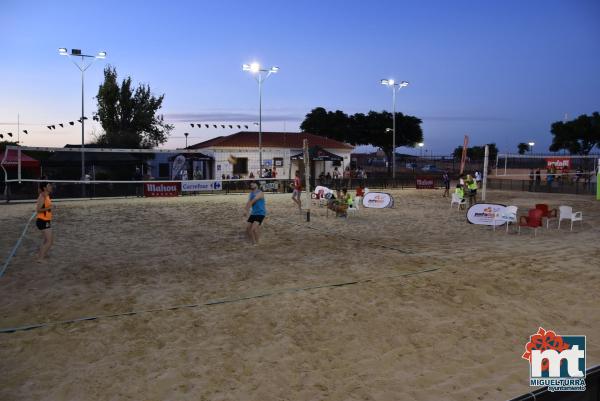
[528,141,535,154]
[243,63,279,177]
[184,132,189,148]
[59,48,106,180]
[380,79,409,179]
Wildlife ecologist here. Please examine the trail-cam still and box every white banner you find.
[181,180,223,192]
[466,203,508,225]
[362,192,394,208]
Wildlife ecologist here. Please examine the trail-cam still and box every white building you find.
[188,131,354,179]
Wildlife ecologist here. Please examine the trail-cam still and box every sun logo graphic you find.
[522,327,586,392]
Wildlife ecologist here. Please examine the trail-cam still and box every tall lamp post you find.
[59,48,106,180]
[418,142,424,158]
[528,141,535,154]
[380,79,409,179]
[184,132,189,148]
[243,62,279,177]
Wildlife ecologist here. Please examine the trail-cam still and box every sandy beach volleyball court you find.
[1,189,598,401]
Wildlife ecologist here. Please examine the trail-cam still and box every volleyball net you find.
[0,145,292,200]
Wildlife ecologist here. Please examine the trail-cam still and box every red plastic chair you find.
[518,209,544,236]
[535,203,558,228]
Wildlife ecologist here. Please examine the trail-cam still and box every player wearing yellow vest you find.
[36,182,54,261]
[466,174,477,206]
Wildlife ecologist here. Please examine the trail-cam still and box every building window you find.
[274,157,284,167]
[159,163,169,178]
[233,157,248,175]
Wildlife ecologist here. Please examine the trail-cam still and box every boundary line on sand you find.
[0,212,36,279]
[0,267,440,334]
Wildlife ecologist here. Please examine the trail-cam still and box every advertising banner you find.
[416,176,435,189]
[171,155,187,179]
[181,180,222,192]
[362,192,394,208]
[144,182,181,197]
[545,157,570,171]
[466,203,507,225]
[459,135,469,174]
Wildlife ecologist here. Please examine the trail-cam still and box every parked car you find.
[405,162,417,169]
[421,164,443,172]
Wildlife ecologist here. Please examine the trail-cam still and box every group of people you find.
[453,172,481,208]
[243,171,365,245]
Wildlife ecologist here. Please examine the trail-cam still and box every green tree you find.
[301,107,423,174]
[452,144,498,161]
[549,112,600,155]
[95,66,173,148]
[517,142,529,155]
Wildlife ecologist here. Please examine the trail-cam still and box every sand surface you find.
[0,189,598,401]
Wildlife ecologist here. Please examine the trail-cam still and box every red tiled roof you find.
[188,131,353,150]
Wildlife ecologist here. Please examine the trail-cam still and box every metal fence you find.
[486,178,597,196]
[2,174,597,202]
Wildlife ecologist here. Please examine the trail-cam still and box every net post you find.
[303,139,311,222]
[17,147,22,184]
[482,145,489,201]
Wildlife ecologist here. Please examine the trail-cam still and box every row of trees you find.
[36,65,599,159]
[300,107,423,170]
[516,112,600,155]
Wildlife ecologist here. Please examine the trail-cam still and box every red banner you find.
[144,182,181,197]
[416,176,435,189]
[545,157,570,171]
[459,135,469,174]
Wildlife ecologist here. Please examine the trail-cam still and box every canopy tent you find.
[167,152,213,161]
[0,149,41,168]
[290,146,343,161]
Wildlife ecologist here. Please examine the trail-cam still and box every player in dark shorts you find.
[35,182,54,261]
[244,181,266,245]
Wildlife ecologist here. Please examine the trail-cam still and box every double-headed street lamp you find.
[418,142,424,158]
[59,48,106,180]
[243,62,279,177]
[380,79,409,179]
[528,141,535,154]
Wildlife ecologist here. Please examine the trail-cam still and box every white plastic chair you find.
[558,206,583,231]
[348,196,361,215]
[493,206,518,233]
[450,193,466,209]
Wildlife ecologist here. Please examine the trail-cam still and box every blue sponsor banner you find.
[181,180,222,192]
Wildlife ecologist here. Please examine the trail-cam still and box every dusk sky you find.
[1,0,599,154]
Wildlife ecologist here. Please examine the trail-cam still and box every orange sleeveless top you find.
[37,194,52,221]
